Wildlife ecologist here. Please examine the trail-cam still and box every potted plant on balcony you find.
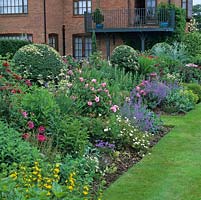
[92,8,104,29]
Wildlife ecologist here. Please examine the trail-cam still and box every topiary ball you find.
[110,45,139,72]
[150,42,171,57]
[13,44,65,82]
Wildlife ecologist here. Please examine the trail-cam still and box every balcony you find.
[85,8,175,33]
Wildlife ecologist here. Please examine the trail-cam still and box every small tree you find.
[92,8,104,24]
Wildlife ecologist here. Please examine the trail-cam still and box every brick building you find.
[0,0,192,59]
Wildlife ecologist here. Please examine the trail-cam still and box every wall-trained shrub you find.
[110,45,139,72]
[0,39,30,57]
[13,44,65,82]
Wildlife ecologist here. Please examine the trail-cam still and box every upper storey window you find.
[0,0,28,14]
[73,0,91,15]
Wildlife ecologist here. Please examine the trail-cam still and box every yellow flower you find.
[32,171,38,175]
[68,185,74,191]
[44,184,52,189]
[34,162,39,165]
[83,191,88,195]
[10,172,17,180]
[47,191,51,196]
[55,163,60,168]
[83,186,89,191]
[53,168,60,173]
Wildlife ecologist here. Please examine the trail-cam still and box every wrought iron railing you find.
[85,8,175,32]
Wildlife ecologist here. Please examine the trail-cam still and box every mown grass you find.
[103,104,201,200]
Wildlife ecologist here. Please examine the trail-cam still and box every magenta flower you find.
[22,111,28,118]
[101,82,107,87]
[110,105,119,113]
[38,126,45,133]
[91,79,97,83]
[79,77,84,82]
[95,96,100,103]
[27,121,34,129]
[87,101,93,106]
[25,80,32,86]
[37,134,46,142]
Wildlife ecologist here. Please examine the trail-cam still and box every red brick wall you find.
[0,0,183,57]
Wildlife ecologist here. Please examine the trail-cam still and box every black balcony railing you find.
[85,8,175,32]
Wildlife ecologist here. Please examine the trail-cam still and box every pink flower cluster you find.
[21,111,47,142]
[135,80,149,98]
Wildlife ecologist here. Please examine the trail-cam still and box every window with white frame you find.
[73,0,91,15]
[73,36,92,59]
[0,34,32,41]
[0,0,28,14]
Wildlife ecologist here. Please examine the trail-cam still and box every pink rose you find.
[110,105,119,113]
[88,101,93,106]
[22,111,28,118]
[79,77,84,82]
[136,86,140,91]
[67,70,74,76]
[38,126,45,133]
[95,96,100,103]
[27,121,34,129]
[91,79,97,83]
[37,134,46,142]
[101,82,107,87]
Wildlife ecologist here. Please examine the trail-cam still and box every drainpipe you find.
[43,0,47,43]
[62,25,66,56]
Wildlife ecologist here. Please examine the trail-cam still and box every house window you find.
[146,0,156,9]
[0,0,28,14]
[182,0,187,10]
[73,0,91,15]
[0,33,32,41]
[73,36,92,59]
[48,34,59,51]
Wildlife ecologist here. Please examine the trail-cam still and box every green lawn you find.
[103,104,201,200]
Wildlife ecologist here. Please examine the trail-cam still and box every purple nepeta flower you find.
[95,140,115,150]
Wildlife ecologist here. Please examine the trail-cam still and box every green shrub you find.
[0,39,30,57]
[110,45,139,72]
[163,88,198,113]
[0,121,40,166]
[56,116,89,156]
[184,83,201,102]
[137,55,156,76]
[150,42,171,57]
[183,32,201,57]
[10,87,60,137]
[13,44,65,82]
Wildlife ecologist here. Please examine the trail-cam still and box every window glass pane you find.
[0,0,28,14]
[73,0,91,15]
